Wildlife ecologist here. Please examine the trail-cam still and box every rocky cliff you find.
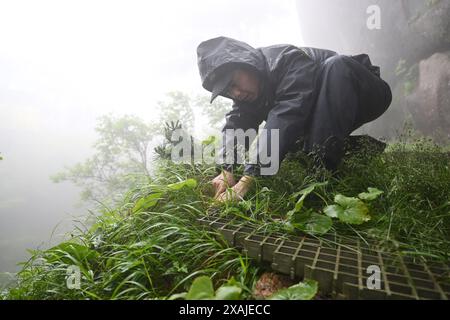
[296,0,450,141]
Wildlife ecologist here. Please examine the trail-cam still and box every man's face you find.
[226,68,261,103]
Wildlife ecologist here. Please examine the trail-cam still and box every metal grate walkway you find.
[198,214,450,300]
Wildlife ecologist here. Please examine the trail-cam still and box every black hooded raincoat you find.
[197,37,391,176]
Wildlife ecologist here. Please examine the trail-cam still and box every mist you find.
[1,0,449,277]
[0,0,303,273]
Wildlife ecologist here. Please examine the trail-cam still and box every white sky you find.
[0,0,303,131]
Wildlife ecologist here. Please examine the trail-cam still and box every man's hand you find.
[211,170,237,199]
[215,175,254,202]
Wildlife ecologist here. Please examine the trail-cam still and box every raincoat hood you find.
[196,36,267,93]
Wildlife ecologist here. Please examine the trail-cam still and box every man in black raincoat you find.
[196,36,392,202]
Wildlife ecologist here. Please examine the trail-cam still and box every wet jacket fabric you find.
[196,36,386,176]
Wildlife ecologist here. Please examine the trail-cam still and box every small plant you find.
[269,279,318,300]
[132,178,197,213]
[283,182,332,235]
[282,184,382,235]
[324,187,383,225]
[170,276,318,301]
[170,276,242,300]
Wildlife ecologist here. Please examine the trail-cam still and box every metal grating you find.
[197,214,450,300]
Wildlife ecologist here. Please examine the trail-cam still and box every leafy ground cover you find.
[2,137,449,300]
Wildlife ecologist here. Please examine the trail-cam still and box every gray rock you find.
[406,51,450,140]
[296,0,449,81]
[412,0,450,51]
[296,0,450,139]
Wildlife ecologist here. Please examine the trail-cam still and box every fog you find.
[0,0,303,273]
[2,0,448,276]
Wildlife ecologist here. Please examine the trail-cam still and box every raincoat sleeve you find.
[243,49,319,177]
[216,102,263,173]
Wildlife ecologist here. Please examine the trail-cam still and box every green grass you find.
[2,137,450,299]
[229,137,450,262]
[3,165,259,299]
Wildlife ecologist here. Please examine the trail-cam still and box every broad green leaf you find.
[292,185,315,213]
[167,178,197,191]
[133,192,163,212]
[293,197,306,213]
[186,276,215,300]
[338,201,370,224]
[215,285,242,300]
[358,187,383,201]
[289,181,328,213]
[168,292,187,300]
[323,204,342,218]
[201,135,216,146]
[291,211,332,235]
[290,181,328,201]
[133,179,197,213]
[334,194,361,207]
[328,194,371,224]
[45,242,98,264]
[269,279,318,300]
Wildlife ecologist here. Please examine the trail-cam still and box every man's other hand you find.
[211,170,237,199]
[215,175,254,202]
